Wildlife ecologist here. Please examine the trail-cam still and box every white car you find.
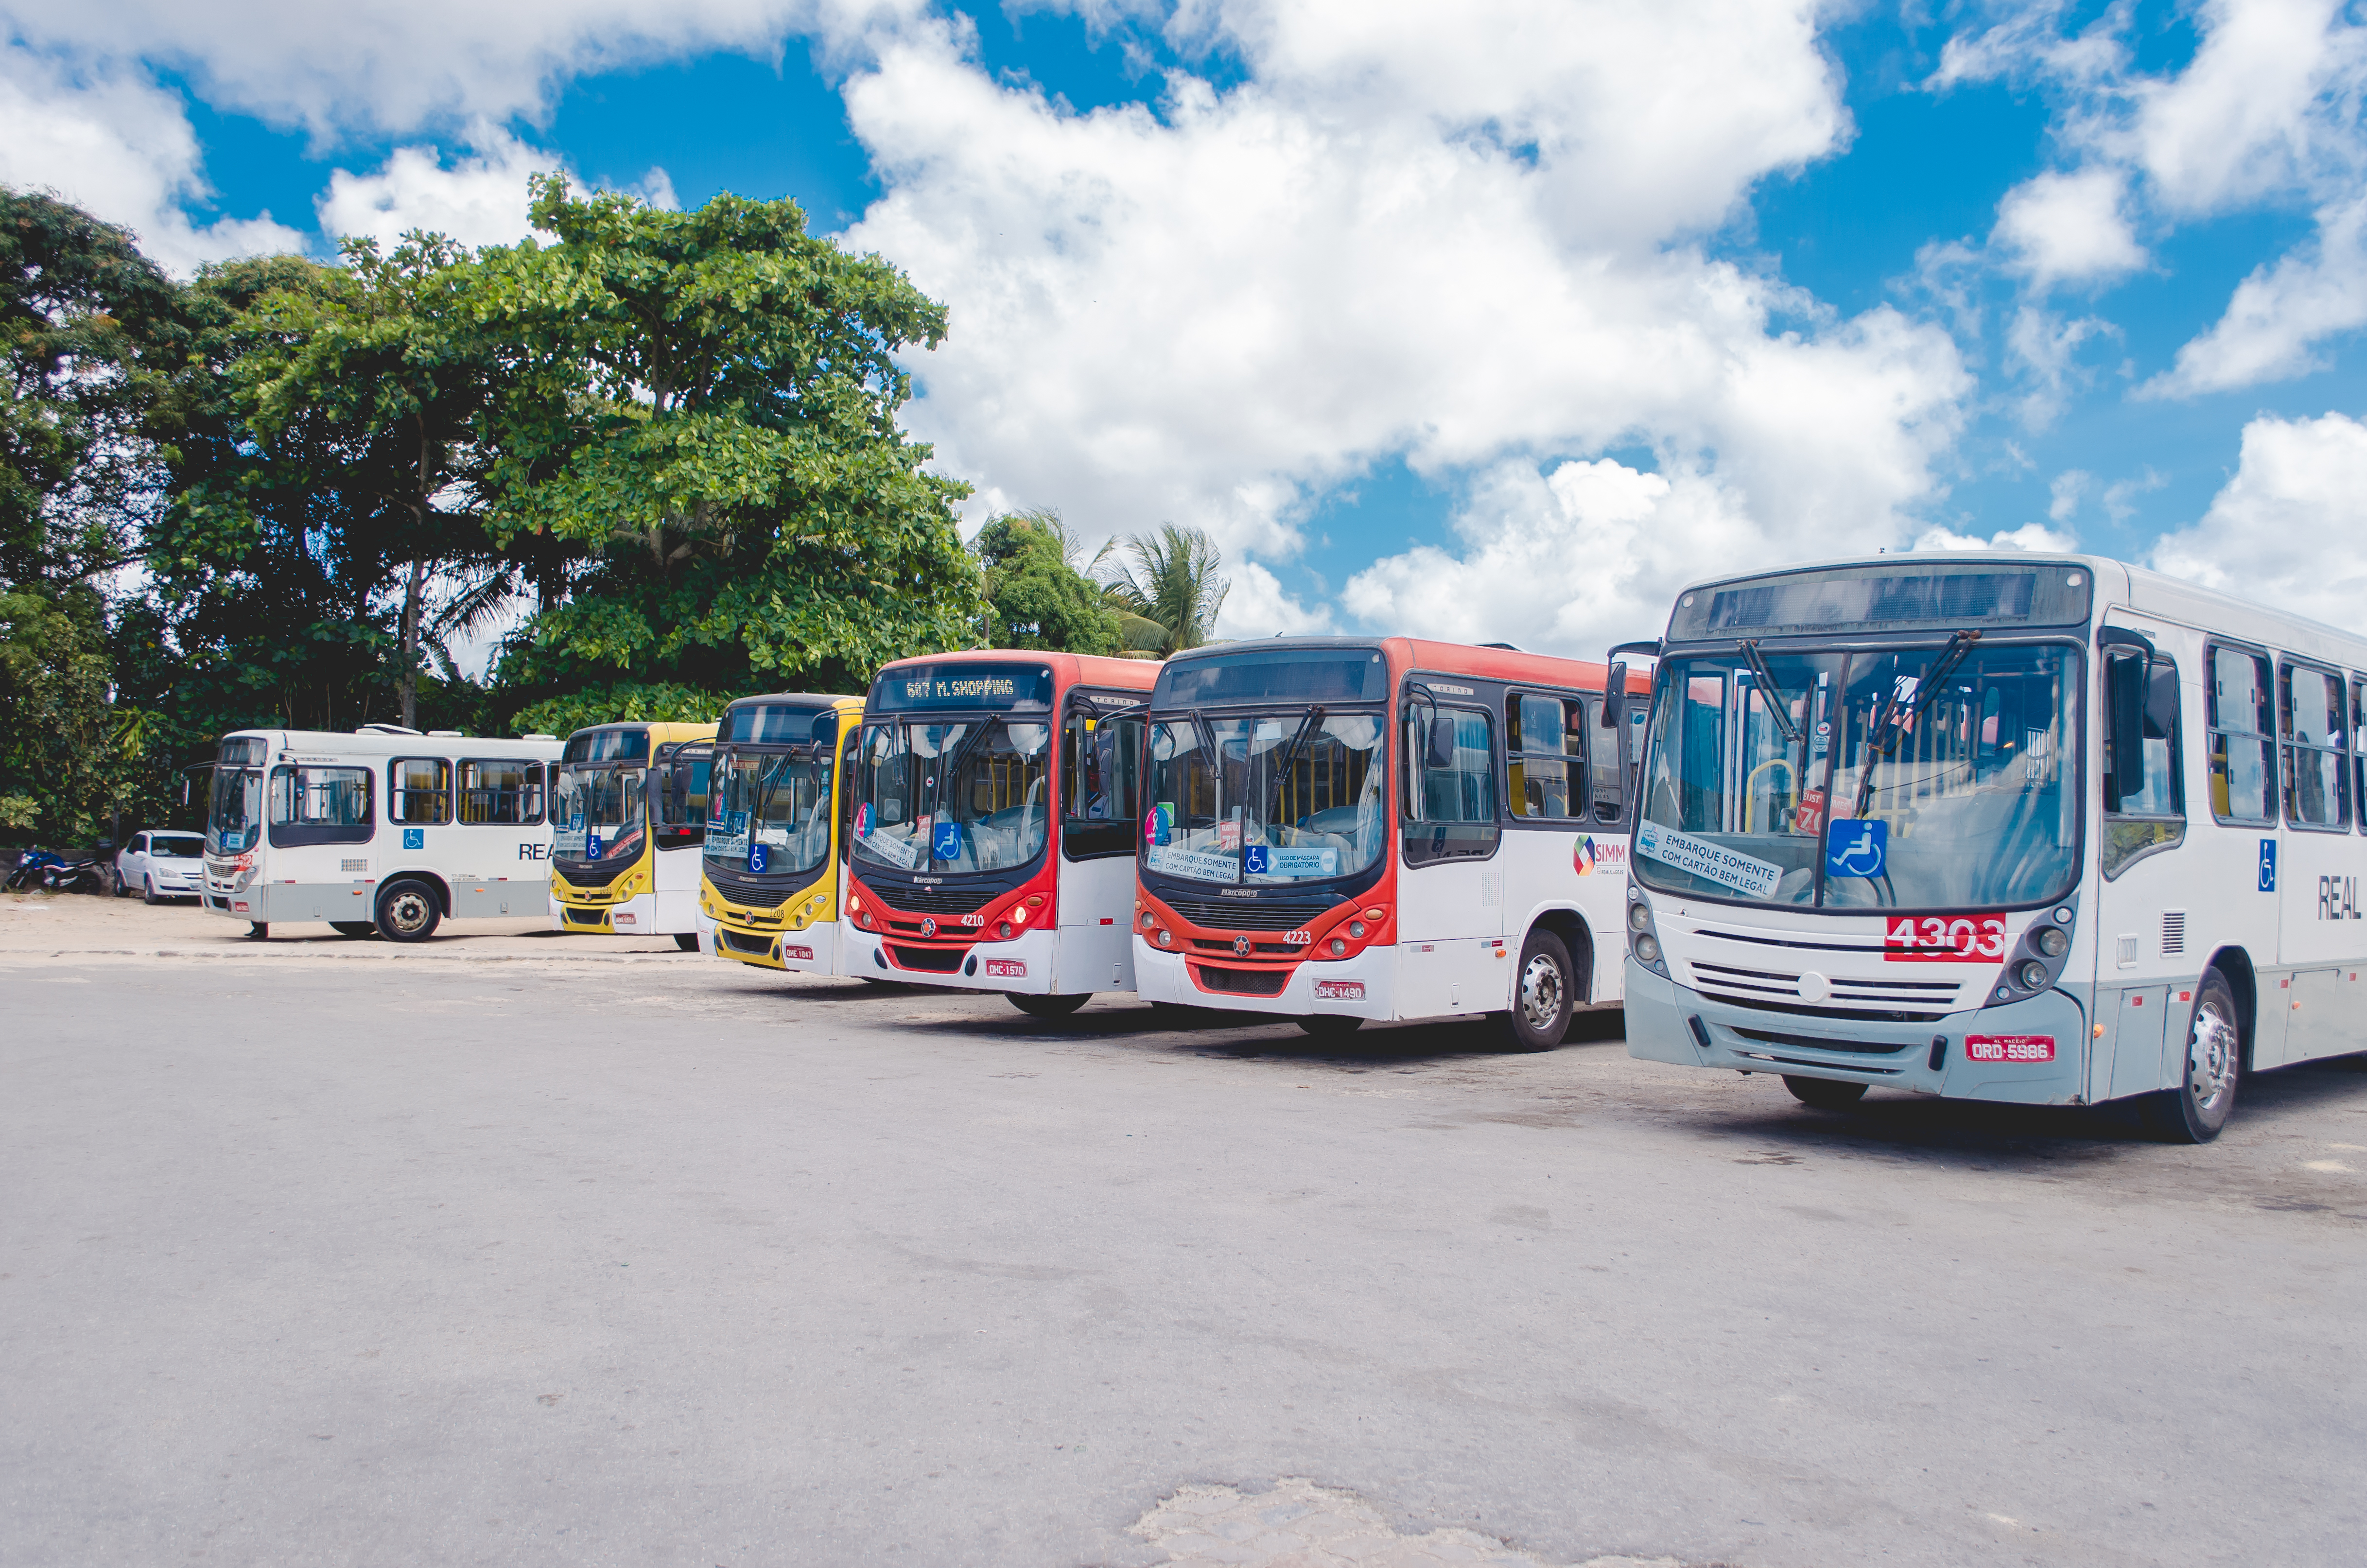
[116,830,207,904]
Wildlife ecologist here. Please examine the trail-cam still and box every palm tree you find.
[1109,523,1229,657]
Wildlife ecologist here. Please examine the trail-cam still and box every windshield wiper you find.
[1737,641,1799,745]
[1851,629,1982,820]
[1264,704,1326,826]
[743,751,800,831]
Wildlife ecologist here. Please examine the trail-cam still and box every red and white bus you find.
[1131,638,1650,1046]
[841,650,1157,1016]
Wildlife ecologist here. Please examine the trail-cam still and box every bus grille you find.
[880,884,999,917]
[1731,1027,1917,1056]
[1688,959,1963,1022]
[553,862,624,893]
[1162,894,1340,932]
[888,943,968,973]
[705,864,789,908]
[718,926,775,957]
[562,906,608,927]
[1192,963,1290,996]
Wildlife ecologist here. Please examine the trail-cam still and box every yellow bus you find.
[550,720,716,948]
[700,693,864,974]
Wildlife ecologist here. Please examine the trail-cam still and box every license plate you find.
[983,959,1026,978]
[1313,980,1364,1001]
[1966,1034,2054,1063]
[783,944,813,961]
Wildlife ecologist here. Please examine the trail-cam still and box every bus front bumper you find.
[555,890,660,935]
[1623,958,2091,1105]
[843,923,1065,994]
[714,918,840,975]
[1134,939,1396,1021]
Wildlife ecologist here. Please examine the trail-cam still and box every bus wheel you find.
[1784,1075,1868,1111]
[1297,1016,1364,1038]
[1009,992,1091,1019]
[674,932,700,953]
[2145,969,2241,1143]
[1497,929,1574,1052]
[329,921,376,939]
[245,922,269,940]
[375,879,441,943]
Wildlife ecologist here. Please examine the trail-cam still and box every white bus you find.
[1131,637,1650,1047]
[1620,552,2367,1142]
[201,725,563,941]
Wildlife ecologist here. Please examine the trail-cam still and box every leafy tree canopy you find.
[974,508,1124,655]
[481,176,985,724]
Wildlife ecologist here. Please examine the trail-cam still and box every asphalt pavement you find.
[3,898,2363,1567]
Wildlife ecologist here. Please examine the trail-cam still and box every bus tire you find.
[1497,928,1574,1052]
[1296,1016,1364,1038]
[1009,992,1091,1019]
[245,922,269,940]
[2144,968,2241,1143]
[674,932,700,953]
[375,879,441,943]
[330,921,376,939]
[1784,1075,1868,1111]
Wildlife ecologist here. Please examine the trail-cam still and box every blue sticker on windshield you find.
[2259,837,2277,892]
[572,812,584,832]
[1825,819,1887,879]
[932,820,964,860]
[1244,844,1271,875]
[586,833,602,860]
[403,828,424,852]
[748,841,769,874]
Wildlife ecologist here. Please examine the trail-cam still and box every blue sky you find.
[6,0,2365,652]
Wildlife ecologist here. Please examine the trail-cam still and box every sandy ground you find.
[0,888,693,961]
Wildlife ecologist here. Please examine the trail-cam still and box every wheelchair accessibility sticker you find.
[932,820,964,861]
[1825,819,1886,879]
[402,828,424,851]
[748,841,769,874]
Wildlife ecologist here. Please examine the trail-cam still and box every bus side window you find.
[2354,677,2367,835]
[2281,662,2350,830]
[1061,709,1143,859]
[390,758,451,825]
[2102,650,2185,877]
[1506,692,1584,820]
[2207,645,2276,825]
[1402,704,1499,864]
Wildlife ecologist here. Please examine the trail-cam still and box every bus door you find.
[1397,680,1506,1019]
[1059,693,1147,989]
[2091,621,2192,1099]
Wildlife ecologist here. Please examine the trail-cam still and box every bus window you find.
[2354,677,2367,835]
[1507,692,1585,820]
[269,765,373,848]
[2102,650,2184,877]
[2207,646,2276,824]
[390,759,452,824]
[2282,663,2350,830]
[1402,704,1498,864]
[1063,709,1144,858]
[458,759,544,825]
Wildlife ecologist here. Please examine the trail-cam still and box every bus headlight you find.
[1347,920,1366,939]
[1628,891,1669,976]
[2033,925,2069,958]
[2015,958,2051,992]
[1328,937,1347,956]
[1634,932,1662,965]
[1627,902,1653,935]
[997,921,1013,940]
[1157,929,1174,947]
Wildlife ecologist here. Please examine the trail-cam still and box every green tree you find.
[0,189,189,842]
[974,508,1124,654]
[1109,523,1230,656]
[476,176,984,732]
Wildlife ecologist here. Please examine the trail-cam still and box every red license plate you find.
[983,959,1027,978]
[783,944,813,961]
[1966,1034,2055,1063]
[1313,980,1364,1001]
[1886,915,2008,963]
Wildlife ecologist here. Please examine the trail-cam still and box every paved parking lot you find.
[4,895,2365,1566]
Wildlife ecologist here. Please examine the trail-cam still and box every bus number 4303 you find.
[1885,915,2008,963]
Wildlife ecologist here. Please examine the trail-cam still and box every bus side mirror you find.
[1426,715,1458,771]
[2109,654,2146,801]
[1601,662,1628,731]
[811,713,838,752]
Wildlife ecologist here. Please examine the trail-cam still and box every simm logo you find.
[2319,875,2360,920]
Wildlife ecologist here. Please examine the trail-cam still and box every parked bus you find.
[1131,638,1648,1047]
[201,725,563,941]
[701,693,865,975]
[550,721,716,949]
[842,651,1158,1014]
[1619,551,2367,1143]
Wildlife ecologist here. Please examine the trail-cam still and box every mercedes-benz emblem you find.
[1234,936,1252,956]
[921,917,938,938]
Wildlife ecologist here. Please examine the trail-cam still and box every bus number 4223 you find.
[1885,915,2008,963]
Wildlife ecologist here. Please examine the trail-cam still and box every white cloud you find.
[2048,469,2090,522]
[847,4,1967,656]
[8,0,924,140]
[2150,411,2367,627]
[1993,167,2145,286]
[2142,192,2367,396]
[1912,521,2078,552]
[316,123,677,252]
[0,45,303,274]
[2004,305,2113,430]
[1217,561,1335,638]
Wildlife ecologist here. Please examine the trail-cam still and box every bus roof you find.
[868,648,1160,690]
[564,720,717,739]
[719,692,864,711]
[1157,636,1646,696]
[1661,551,2367,670]
[216,728,563,758]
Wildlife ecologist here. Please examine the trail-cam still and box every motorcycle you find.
[5,848,64,891]
[41,857,106,895]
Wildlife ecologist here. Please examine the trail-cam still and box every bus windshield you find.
[1635,640,2078,909]
[707,746,833,880]
[208,767,262,855]
[851,718,1052,873]
[1142,710,1386,886]
[552,763,645,864]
